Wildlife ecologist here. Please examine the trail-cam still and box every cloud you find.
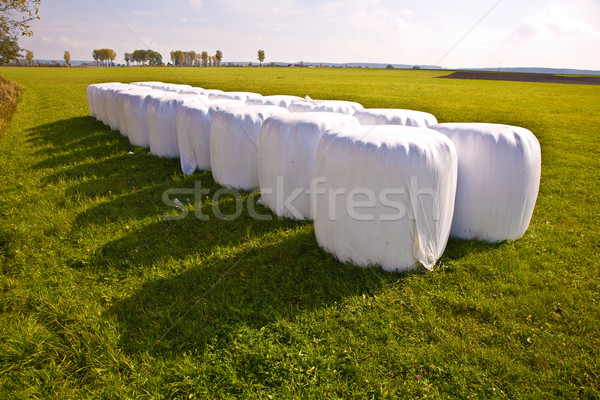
[57,36,91,49]
[189,0,204,11]
[516,5,599,38]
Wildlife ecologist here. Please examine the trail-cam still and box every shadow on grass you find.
[21,116,461,359]
[73,194,304,271]
[25,116,108,149]
[105,226,402,358]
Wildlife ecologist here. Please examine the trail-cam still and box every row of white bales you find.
[87,81,541,272]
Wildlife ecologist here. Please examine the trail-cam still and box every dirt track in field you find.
[439,71,600,85]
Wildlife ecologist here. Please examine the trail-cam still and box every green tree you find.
[146,49,162,66]
[0,0,40,37]
[92,49,100,66]
[25,48,32,65]
[92,48,116,67]
[63,50,70,66]
[215,50,223,67]
[257,49,265,67]
[200,51,208,67]
[124,52,132,66]
[106,48,116,66]
[132,49,148,65]
[0,1,41,64]
[0,31,19,64]
[170,50,184,66]
[186,50,196,67]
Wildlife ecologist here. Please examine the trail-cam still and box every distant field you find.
[1,67,599,399]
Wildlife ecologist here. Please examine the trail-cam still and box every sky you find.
[16,0,600,70]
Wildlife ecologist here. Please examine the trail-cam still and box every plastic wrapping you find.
[288,97,364,115]
[122,90,167,147]
[354,108,438,128]
[89,83,124,126]
[176,99,245,175]
[313,125,458,272]
[209,91,263,102]
[210,105,289,190]
[86,84,102,117]
[148,95,204,158]
[104,84,134,132]
[258,112,360,220]
[130,82,192,93]
[246,95,302,108]
[199,89,224,97]
[116,86,156,137]
[430,123,541,242]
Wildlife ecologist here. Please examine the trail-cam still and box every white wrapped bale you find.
[122,90,167,147]
[104,83,133,131]
[246,95,302,108]
[313,125,458,272]
[176,99,245,175]
[430,123,541,242]
[177,87,208,95]
[354,108,438,128]
[87,83,114,118]
[130,81,163,87]
[116,86,155,137]
[90,83,124,126]
[288,97,364,115]
[130,82,192,93]
[210,105,289,190]
[148,95,204,158]
[258,112,361,220]
[209,91,262,101]
[200,89,224,97]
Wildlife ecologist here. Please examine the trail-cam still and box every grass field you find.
[0,66,599,399]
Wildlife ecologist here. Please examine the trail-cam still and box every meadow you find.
[0,66,599,399]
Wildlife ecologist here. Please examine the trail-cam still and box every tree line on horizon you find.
[88,48,226,68]
[0,2,266,69]
[169,50,223,67]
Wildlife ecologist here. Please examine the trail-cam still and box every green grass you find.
[0,66,599,399]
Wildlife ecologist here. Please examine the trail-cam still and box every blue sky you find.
[18,0,600,69]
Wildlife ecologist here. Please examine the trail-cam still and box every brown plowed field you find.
[439,71,600,85]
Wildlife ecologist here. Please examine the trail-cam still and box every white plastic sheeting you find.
[87,83,109,118]
[210,105,289,190]
[258,112,361,220]
[87,83,113,119]
[104,84,135,132]
[200,89,225,97]
[313,125,458,272]
[354,108,438,128]
[88,83,125,126]
[176,99,245,175]
[130,81,163,87]
[130,82,192,93]
[148,94,207,158]
[288,97,364,115]
[246,95,302,108]
[209,91,263,102]
[122,90,167,148]
[430,123,541,242]
[116,86,156,137]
